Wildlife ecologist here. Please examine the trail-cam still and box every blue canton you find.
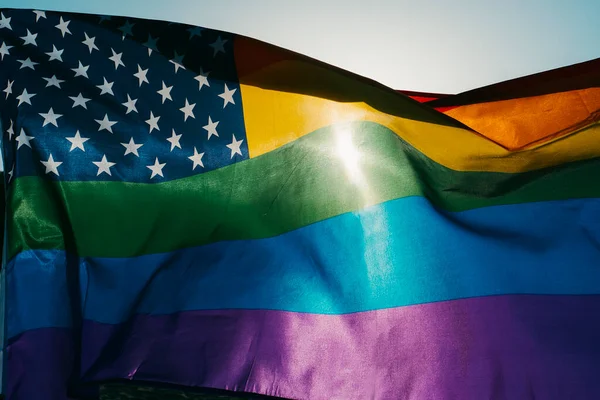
[0,9,248,183]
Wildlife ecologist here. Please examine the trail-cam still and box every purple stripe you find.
[5,328,76,400]
[7,295,600,400]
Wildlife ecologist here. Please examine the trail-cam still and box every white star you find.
[20,29,37,46]
[45,45,64,61]
[218,84,237,108]
[69,93,91,109]
[157,81,173,103]
[118,21,135,38]
[33,10,47,22]
[55,16,72,37]
[0,13,11,30]
[187,26,203,39]
[39,108,63,127]
[179,99,196,121]
[147,157,166,179]
[18,58,38,70]
[97,78,114,95]
[16,88,36,106]
[145,111,160,133]
[188,147,204,170]
[108,48,125,69]
[194,68,210,90]
[203,116,219,139]
[226,134,244,158]
[121,137,143,156]
[93,155,116,176]
[166,129,182,151]
[16,128,34,149]
[95,114,117,133]
[66,130,89,151]
[133,64,149,86]
[72,61,90,78]
[82,33,98,53]
[40,154,62,176]
[7,164,14,182]
[3,79,13,98]
[169,52,185,73]
[7,119,14,140]
[122,94,138,114]
[143,35,158,55]
[0,41,12,60]
[209,36,227,56]
[43,75,65,88]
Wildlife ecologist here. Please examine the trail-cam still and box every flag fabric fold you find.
[406,58,600,150]
[0,8,599,400]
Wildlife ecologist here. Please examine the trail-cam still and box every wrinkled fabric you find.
[1,7,600,400]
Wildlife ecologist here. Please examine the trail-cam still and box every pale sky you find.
[2,0,599,93]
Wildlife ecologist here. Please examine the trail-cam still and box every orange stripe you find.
[445,87,600,150]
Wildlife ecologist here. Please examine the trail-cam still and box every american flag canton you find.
[0,9,249,184]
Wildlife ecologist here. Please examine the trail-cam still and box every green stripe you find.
[8,121,600,259]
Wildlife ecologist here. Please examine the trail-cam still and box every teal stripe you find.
[7,196,600,337]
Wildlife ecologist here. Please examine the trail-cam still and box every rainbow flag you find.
[1,8,600,400]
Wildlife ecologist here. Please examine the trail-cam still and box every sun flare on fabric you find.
[334,125,366,190]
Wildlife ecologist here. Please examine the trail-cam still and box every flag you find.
[1,7,600,400]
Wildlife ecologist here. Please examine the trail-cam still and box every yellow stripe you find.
[239,60,600,173]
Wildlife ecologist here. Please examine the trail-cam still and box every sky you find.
[1,0,599,94]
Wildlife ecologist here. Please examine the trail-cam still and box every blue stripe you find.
[6,196,600,338]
